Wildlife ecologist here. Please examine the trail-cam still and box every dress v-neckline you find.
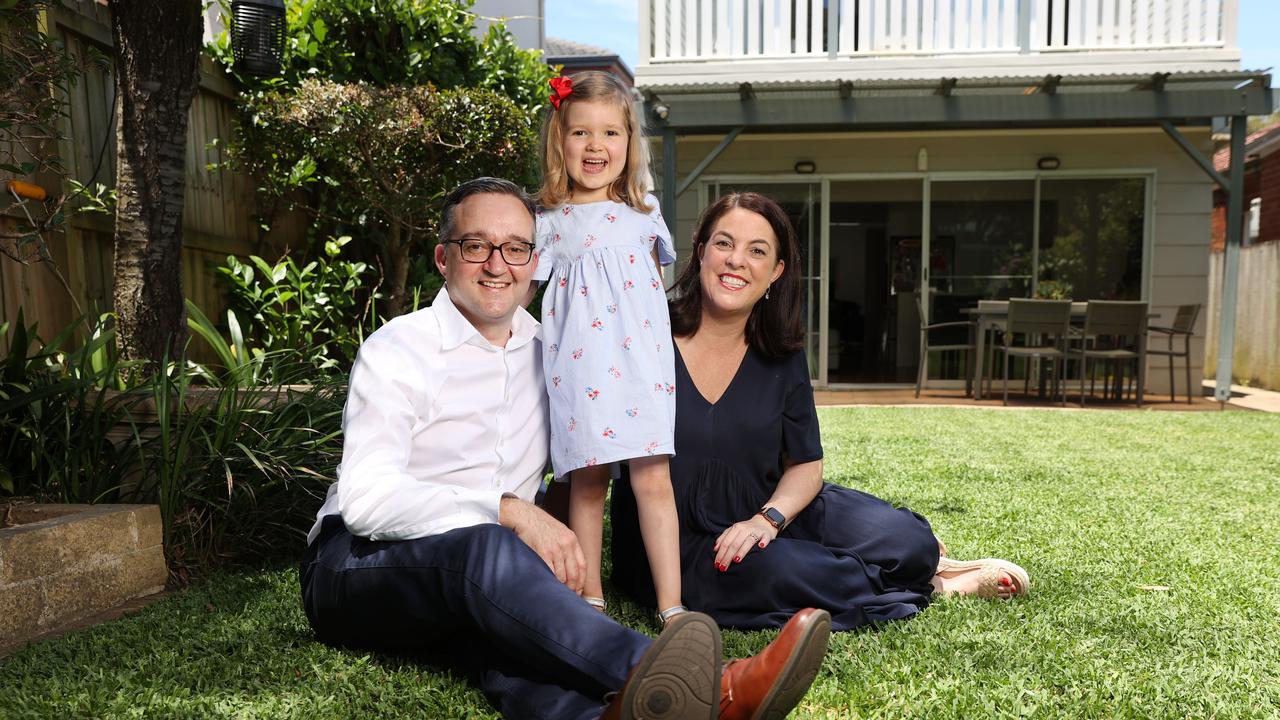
[677,344,751,408]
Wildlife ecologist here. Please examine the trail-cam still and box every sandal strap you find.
[657,605,689,624]
[584,596,607,610]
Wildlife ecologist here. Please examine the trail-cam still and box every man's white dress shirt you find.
[308,288,549,545]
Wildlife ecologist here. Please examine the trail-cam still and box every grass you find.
[3,407,1279,719]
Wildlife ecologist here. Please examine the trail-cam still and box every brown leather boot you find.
[600,612,723,720]
[718,608,832,720]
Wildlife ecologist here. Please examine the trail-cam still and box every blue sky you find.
[546,0,1280,84]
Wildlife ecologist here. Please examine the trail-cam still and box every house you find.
[545,37,636,87]
[1211,121,1280,250]
[635,0,1272,398]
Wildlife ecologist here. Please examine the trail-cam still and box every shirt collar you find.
[434,287,540,352]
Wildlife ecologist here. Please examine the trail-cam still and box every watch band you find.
[758,506,785,530]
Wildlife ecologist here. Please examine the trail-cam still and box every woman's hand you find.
[712,514,778,571]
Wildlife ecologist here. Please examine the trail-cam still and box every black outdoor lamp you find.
[230,0,287,77]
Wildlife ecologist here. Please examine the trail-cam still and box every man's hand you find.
[499,495,586,594]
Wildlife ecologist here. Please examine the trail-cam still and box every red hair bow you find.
[548,76,573,109]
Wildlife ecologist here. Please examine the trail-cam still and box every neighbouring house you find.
[1206,120,1280,389]
[545,36,636,87]
[637,0,1272,397]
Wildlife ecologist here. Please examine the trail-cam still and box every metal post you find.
[1215,114,1246,404]
[661,128,677,243]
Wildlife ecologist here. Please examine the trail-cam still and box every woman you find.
[610,192,1028,630]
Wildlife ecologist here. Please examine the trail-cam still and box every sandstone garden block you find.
[0,504,167,653]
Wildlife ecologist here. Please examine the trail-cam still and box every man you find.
[301,177,832,720]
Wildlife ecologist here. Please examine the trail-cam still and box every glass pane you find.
[1037,178,1146,300]
[829,180,924,383]
[929,180,1036,302]
[714,183,821,379]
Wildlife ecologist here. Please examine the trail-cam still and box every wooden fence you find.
[1205,240,1280,391]
[1,0,304,353]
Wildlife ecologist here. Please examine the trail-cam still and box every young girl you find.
[533,71,684,623]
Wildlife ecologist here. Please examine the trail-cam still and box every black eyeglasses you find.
[444,238,536,266]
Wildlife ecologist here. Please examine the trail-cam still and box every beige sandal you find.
[584,596,607,612]
[935,556,1030,599]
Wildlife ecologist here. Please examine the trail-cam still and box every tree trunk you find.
[384,218,411,318]
[108,0,203,364]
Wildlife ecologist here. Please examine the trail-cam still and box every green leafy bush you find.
[229,80,539,316]
[1,307,345,581]
[209,0,552,318]
[216,236,374,378]
[0,311,144,502]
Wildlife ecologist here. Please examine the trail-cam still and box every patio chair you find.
[994,299,1072,406]
[914,294,976,397]
[1146,303,1201,404]
[1071,300,1149,407]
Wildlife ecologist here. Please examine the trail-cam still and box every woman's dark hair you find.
[669,192,805,360]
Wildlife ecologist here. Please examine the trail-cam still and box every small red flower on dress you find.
[585,387,600,400]
[602,428,616,439]
[591,318,604,331]
[572,348,584,359]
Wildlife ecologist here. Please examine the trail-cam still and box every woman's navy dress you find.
[610,346,939,631]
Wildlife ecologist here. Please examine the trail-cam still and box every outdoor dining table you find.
[962,301,1157,401]
[962,301,1087,401]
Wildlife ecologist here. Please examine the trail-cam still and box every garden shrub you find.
[218,236,374,378]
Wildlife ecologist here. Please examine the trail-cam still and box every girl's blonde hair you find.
[536,70,654,212]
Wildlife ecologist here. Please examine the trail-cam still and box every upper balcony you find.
[637,0,1242,87]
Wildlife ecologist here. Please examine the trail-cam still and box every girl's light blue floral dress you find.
[533,195,676,479]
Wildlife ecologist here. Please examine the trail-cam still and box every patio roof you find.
[643,70,1273,132]
[647,70,1275,406]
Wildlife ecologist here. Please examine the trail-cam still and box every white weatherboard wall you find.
[654,126,1214,394]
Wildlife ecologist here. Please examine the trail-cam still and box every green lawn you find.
[3,408,1279,719]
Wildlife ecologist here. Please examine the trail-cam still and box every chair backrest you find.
[1007,298,1071,336]
[1171,303,1201,333]
[1082,300,1148,338]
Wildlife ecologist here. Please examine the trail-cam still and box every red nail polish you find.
[718,564,726,572]
[733,556,741,563]
[758,541,765,548]
[999,577,1012,586]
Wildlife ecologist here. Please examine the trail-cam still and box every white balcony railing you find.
[645,0,1237,63]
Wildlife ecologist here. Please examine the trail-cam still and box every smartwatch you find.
[757,506,785,530]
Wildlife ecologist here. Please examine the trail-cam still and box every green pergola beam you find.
[1159,120,1229,187]
[649,87,1273,131]
[676,127,744,197]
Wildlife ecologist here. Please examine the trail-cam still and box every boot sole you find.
[618,612,722,720]
[752,609,832,720]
